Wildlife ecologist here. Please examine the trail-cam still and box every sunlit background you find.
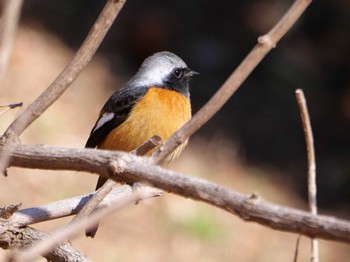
[0,0,349,261]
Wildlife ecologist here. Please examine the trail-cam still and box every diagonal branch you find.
[3,0,126,138]
[152,0,313,164]
[4,143,350,244]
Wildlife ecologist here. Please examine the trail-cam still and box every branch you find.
[0,102,22,117]
[9,189,155,262]
[3,0,126,138]
[0,0,23,85]
[296,90,317,216]
[4,143,350,244]
[69,135,161,230]
[7,185,160,227]
[152,0,313,163]
[293,235,302,262]
[296,89,319,261]
[0,225,90,262]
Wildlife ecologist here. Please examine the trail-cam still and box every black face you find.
[163,67,196,98]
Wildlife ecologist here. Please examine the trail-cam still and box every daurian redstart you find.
[85,51,197,237]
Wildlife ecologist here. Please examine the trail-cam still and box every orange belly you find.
[98,87,191,161]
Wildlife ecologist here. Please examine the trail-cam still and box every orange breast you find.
[98,87,191,160]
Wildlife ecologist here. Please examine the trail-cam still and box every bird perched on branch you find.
[85,51,198,237]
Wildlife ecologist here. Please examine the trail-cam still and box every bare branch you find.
[3,0,126,138]
[0,103,23,117]
[131,135,161,155]
[296,89,319,261]
[4,143,350,244]
[0,225,90,262]
[0,0,23,84]
[293,235,302,262]
[295,90,317,216]
[0,103,23,109]
[152,0,313,163]
[7,185,159,227]
[9,189,155,262]
[2,176,159,260]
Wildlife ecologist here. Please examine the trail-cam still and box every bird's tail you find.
[85,176,108,238]
[85,223,99,238]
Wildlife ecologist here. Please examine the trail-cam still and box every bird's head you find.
[129,51,198,97]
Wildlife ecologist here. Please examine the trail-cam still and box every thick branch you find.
[0,224,90,262]
[4,144,350,244]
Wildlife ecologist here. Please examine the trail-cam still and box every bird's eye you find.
[173,68,182,79]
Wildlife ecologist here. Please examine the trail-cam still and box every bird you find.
[85,51,198,237]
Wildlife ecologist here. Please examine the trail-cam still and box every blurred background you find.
[0,0,349,261]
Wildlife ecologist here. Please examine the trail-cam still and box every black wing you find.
[85,86,148,148]
[85,112,127,148]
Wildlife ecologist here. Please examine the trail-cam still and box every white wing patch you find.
[92,112,115,132]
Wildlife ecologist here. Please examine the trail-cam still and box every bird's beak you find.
[185,69,199,77]
[190,70,200,76]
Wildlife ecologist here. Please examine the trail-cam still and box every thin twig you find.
[0,102,23,116]
[152,0,313,164]
[296,89,319,262]
[130,135,161,155]
[4,143,350,244]
[293,235,302,262]
[0,102,23,108]
[9,189,154,262]
[0,0,23,85]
